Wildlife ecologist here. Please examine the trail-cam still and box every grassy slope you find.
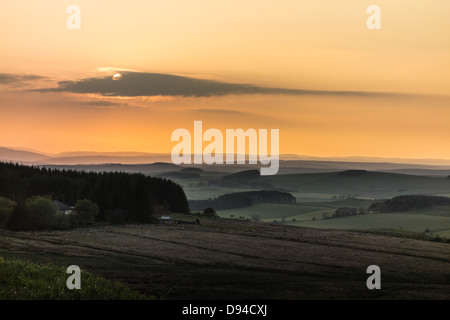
[0,256,146,300]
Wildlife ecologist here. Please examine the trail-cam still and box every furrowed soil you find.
[0,218,449,300]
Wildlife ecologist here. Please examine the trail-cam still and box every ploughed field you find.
[0,218,449,299]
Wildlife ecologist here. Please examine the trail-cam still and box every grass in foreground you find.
[0,256,147,300]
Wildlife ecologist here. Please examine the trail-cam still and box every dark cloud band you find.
[35,72,389,98]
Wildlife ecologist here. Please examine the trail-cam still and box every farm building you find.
[159,216,172,224]
[53,200,73,215]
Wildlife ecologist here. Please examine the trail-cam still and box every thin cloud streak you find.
[74,100,129,107]
[0,73,46,86]
[188,108,246,115]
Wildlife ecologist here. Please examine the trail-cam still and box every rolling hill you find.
[0,147,49,163]
[261,171,450,198]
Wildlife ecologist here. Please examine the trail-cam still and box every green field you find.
[393,206,450,218]
[217,200,450,238]
[288,213,450,238]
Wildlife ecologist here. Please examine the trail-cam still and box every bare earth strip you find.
[0,220,449,299]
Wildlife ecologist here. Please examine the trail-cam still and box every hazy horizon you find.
[3,145,450,167]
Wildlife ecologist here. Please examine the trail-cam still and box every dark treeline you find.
[0,162,189,223]
[189,190,296,211]
[323,207,366,220]
[369,195,450,213]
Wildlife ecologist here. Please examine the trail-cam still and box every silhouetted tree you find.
[74,199,99,225]
[26,196,58,230]
[203,207,217,218]
[0,196,15,228]
[6,199,31,231]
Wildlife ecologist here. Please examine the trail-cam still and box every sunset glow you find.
[1,0,449,161]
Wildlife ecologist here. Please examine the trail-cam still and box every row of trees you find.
[322,207,366,219]
[0,162,190,229]
[368,195,450,213]
[0,196,98,230]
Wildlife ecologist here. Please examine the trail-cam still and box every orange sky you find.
[0,0,449,160]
